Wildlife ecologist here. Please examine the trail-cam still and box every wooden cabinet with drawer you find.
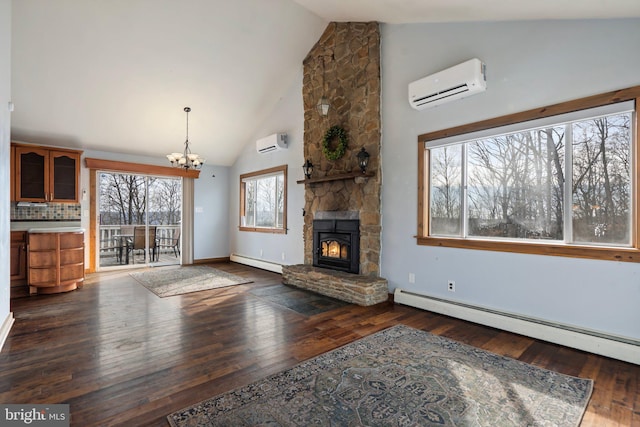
[28,231,85,295]
[10,231,27,282]
[10,231,27,298]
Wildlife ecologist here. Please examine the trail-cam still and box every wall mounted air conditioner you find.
[256,133,287,154]
[409,58,486,110]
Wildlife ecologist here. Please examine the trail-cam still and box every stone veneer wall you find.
[302,22,381,276]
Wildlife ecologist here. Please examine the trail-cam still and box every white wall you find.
[381,19,640,340]
[229,71,306,266]
[80,150,229,263]
[0,0,12,347]
[194,164,230,259]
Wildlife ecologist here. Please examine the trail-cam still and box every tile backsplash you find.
[11,202,82,221]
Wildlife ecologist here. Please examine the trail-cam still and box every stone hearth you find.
[282,265,388,306]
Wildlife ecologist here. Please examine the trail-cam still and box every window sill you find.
[239,227,286,234]
[416,236,640,263]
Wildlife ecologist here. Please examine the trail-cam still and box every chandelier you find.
[167,107,205,169]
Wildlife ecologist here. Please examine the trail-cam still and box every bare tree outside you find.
[466,125,565,240]
[98,172,183,267]
[276,174,285,228]
[242,172,285,229]
[256,177,276,227]
[243,180,256,227]
[430,146,462,235]
[428,111,631,246]
[99,173,146,225]
[99,172,182,226]
[148,178,182,226]
[572,113,631,244]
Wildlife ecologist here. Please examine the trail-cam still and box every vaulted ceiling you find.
[10,0,640,166]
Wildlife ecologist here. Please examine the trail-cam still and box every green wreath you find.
[322,126,348,160]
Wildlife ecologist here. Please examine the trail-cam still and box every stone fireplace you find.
[281,22,388,306]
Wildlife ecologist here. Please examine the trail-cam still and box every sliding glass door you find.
[97,172,182,269]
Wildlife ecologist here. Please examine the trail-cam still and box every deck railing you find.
[99,224,180,258]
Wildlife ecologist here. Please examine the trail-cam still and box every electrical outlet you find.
[447,280,455,292]
[281,252,285,261]
[408,273,415,283]
[260,249,263,257]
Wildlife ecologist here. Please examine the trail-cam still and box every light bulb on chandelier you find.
[166,107,205,170]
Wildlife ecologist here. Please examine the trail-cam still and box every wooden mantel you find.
[296,171,374,185]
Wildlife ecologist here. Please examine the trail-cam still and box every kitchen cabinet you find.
[28,230,85,295]
[10,231,27,282]
[11,231,28,298]
[13,143,82,203]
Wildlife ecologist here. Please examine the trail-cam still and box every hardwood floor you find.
[1,262,638,426]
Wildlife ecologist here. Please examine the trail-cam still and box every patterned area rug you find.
[167,325,593,426]
[130,265,252,297]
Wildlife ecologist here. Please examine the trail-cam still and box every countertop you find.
[11,221,83,232]
[27,227,85,233]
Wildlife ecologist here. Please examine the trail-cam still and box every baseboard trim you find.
[394,288,640,365]
[193,257,231,265]
[230,254,282,274]
[0,312,15,353]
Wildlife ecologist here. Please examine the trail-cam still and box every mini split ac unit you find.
[409,58,486,110]
[256,133,287,154]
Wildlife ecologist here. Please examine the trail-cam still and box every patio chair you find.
[127,226,157,263]
[157,229,180,258]
[118,225,135,263]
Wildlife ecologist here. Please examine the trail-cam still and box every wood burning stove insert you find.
[312,219,360,274]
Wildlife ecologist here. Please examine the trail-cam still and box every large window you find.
[240,165,287,233]
[97,172,182,269]
[418,87,640,262]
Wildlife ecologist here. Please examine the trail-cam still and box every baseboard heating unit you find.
[230,254,282,274]
[394,288,640,365]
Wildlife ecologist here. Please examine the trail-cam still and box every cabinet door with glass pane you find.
[49,150,80,202]
[14,145,81,203]
[15,146,49,202]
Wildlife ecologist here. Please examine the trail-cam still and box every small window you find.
[418,90,640,262]
[240,165,287,233]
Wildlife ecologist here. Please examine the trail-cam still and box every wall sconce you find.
[316,56,330,116]
[357,147,370,173]
[303,159,314,179]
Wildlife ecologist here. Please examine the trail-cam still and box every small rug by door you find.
[130,265,252,297]
[167,325,592,427]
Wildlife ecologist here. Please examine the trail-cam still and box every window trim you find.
[417,85,640,262]
[239,164,287,234]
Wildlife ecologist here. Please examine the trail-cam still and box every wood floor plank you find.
[1,262,638,426]
[482,331,535,359]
